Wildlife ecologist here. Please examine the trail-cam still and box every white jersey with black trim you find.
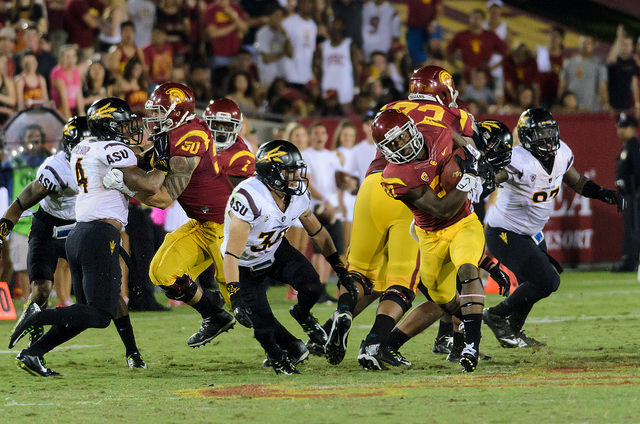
[486,141,574,236]
[222,177,311,269]
[70,137,137,225]
[36,151,78,221]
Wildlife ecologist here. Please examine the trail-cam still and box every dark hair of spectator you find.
[471,8,486,18]
[20,123,45,144]
[9,0,36,23]
[308,121,327,132]
[86,61,110,92]
[123,57,147,88]
[551,25,565,38]
[121,21,136,32]
[334,120,357,149]
[227,70,253,98]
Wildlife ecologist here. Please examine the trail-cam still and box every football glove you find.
[138,148,154,172]
[602,188,626,212]
[0,218,14,253]
[150,132,170,173]
[227,281,253,328]
[480,256,511,296]
[326,252,358,300]
[103,169,137,197]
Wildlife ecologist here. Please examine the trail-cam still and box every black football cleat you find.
[459,343,479,373]
[483,308,519,348]
[432,334,453,355]
[268,352,300,375]
[16,351,59,377]
[127,351,148,368]
[263,340,309,367]
[357,341,411,370]
[289,305,327,355]
[9,301,41,349]
[386,347,412,367]
[515,331,547,348]
[27,324,45,349]
[187,312,235,348]
[325,311,353,365]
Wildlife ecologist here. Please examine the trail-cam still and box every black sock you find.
[386,329,409,351]
[113,315,138,356]
[509,302,535,333]
[26,324,85,358]
[364,314,396,345]
[462,313,482,349]
[337,292,356,313]
[36,304,111,328]
[437,320,453,338]
[192,289,224,318]
[452,331,464,351]
[273,320,298,347]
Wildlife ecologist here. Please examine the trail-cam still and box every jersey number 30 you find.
[75,158,89,193]
[250,229,287,253]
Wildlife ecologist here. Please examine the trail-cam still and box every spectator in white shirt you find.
[281,0,317,90]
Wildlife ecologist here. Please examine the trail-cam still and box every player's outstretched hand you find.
[103,169,137,197]
[227,281,253,328]
[601,188,626,212]
[151,132,170,173]
[337,270,359,303]
[490,262,512,297]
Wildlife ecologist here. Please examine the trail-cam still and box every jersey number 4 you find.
[75,158,89,193]
[250,229,287,253]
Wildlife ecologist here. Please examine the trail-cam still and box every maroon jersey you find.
[407,0,441,28]
[168,116,230,222]
[446,30,509,80]
[380,125,472,231]
[366,99,475,176]
[217,136,256,187]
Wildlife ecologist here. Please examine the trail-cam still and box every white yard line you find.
[0,344,102,354]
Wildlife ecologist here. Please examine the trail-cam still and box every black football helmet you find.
[255,140,308,196]
[476,119,513,171]
[61,116,90,160]
[87,97,142,144]
[517,108,559,169]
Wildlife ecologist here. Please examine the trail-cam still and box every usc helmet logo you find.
[166,87,186,104]
[437,70,453,88]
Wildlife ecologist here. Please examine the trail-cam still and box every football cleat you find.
[16,351,59,377]
[459,343,479,373]
[126,351,148,368]
[27,324,45,348]
[357,341,411,370]
[387,347,412,367]
[187,312,235,348]
[325,311,353,365]
[268,352,300,375]
[9,301,41,349]
[263,340,309,367]
[515,331,547,348]
[482,308,518,347]
[432,335,453,355]
[289,305,327,355]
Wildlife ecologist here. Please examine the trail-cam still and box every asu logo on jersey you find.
[257,145,287,163]
[166,87,186,104]
[89,103,117,120]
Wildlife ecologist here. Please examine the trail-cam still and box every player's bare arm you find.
[401,184,467,220]
[495,169,508,184]
[227,174,247,187]
[0,180,51,227]
[299,208,339,257]
[119,166,167,197]
[563,166,624,210]
[222,213,251,287]
[134,155,201,208]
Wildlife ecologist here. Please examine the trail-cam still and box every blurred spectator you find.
[46,0,68,56]
[319,89,344,116]
[461,67,495,112]
[282,0,317,90]
[303,79,321,116]
[127,0,156,48]
[558,35,609,112]
[107,21,145,77]
[0,27,17,77]
[112,57,147,116]
[143,26,173,86]
[64,0,107,61]
[255,5,292,87]
[15,26,57,82]
[83,60,110,109]
[607,25,639,116]
[551,90,579,114]
[50,45,84,118]
[227,49,259,84]
[156,0,190,57]
[312,0,331,43]
[226,70,257,113]
[361,0,401,61]
[512,84,535,111]
[188,61,212,103]
[97,0,129,53]
[503,43,539,106]
[363,50,403,94]
[484,0,510,101]
[169,61,188,85]
[317,17,356,107]
[389,42,412,92]
[205,0,248,71]
[331,0,363,49]
[446,8,508,83]
[333,120,358,249]
[15,51,49,109]
[350,91,372,117]
[240,0,280,52]
[537,25,566,108]
[7,0,47,35]
[0,53,16,123]
[405,0,442,66]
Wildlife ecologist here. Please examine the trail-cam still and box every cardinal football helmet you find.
[255,140,308,196]
[87,97,141,144]
[371,109,424,164]
[203,98,243,151]
[62,116,90,159]
[408,65,459,107]
[476,120,513,170]
[144,82,195,135]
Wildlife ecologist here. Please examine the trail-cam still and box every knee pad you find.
[349,271,374,296]
[380,285,415,313]
[161,274,198,302]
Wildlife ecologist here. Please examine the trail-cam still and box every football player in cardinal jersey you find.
[483,108,623,348]
[104,82,237,348]
[222,140,353,374]
[203,97,255,188]
[373,109,488,372]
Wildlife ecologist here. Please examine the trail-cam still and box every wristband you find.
[226,281,240,296]
[0,218,14,240]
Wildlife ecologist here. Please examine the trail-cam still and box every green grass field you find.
[1,271,640,424]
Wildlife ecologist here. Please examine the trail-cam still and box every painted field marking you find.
[0,344,103,354]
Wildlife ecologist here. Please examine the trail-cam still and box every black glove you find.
[480,256,511,296]
[455,152,480,176]
[151,132,170,173]
[0,218,14,254]
[601,188,626,212]
[227,281,253,328]
[337,269,359,303]
[138,148,154,172]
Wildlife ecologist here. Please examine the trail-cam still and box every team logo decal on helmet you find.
[438,70,453,86]
[89,102,117,120]
[166,87,186,104]
[257,145,288,164]
[63,121,75,137]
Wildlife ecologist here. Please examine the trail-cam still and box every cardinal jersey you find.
[71,138,137,225]
[486,141,574,236]
[168,116,231,222]
[35,151,78,221]
[380,125,472,231]
[217,136,255,179]
[222,177,310,270]
[367,99,475,176]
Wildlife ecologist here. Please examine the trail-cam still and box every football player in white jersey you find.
[483,108,624,348]
[4,116,148,376]
[222,140,353,374]
[10,98,166,376]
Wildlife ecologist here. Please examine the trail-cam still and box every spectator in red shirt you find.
[64,0,106,60]
[143,26,173,86]
[405,0,442,67]
[537,25,566,108]
[446,8,509,82]
[503,43,539,105]
[205,0,248,70]
[107,21,145,78]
